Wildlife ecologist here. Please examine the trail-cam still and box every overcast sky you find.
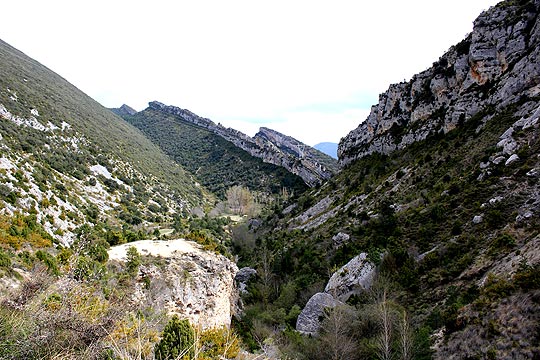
[1,0,500,146]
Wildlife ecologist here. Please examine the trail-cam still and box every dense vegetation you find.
[231,99,540,358]
[121,108,307,199]
[0,39,208,207]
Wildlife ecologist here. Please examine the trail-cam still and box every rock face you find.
[147,101,337,186]
[339,1,540,166]
[108,239,239,329]
[296,292,344,335]
[296,253,375,334]
[324,253,375,302]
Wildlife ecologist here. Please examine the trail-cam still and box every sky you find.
[0,0,500,146]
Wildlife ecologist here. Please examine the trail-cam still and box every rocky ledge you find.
[108,239,239,329]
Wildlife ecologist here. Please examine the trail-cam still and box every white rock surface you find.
[108,239,239,329]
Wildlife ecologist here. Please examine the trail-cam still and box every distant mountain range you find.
[314,142,338,159]
[117,101,338,188]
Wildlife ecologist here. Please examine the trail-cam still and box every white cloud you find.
[0,0,500,145]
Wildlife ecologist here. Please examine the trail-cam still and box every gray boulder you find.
[324,253,375,302]
[296,292,344,335]
[235,267,257,294]
[332,232,350,249]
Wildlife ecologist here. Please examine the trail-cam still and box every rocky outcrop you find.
[339,1,540,166]
[235,267,257,294]
[147,101,337,186]
[108,239,239,329]
[296,253,375,334]
[324,253,375,302]
[296,292,344,335]
[111,104,137,117]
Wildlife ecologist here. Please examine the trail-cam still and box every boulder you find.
[235,267,257,294]
[332,232,350,249]
[505,154,520,166]
[108,239,239,329]
[324,253,375,302]
[473,215,483,224]
[296,292,344,335]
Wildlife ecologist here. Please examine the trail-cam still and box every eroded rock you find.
[296,292,344,335]
[324,253,375,302]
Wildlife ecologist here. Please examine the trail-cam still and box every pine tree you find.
[154,315,195,360]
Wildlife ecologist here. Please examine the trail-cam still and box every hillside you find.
[134,101,338,187]
[233,1,540,359]
[0,39,210,245]
[1,0,540,359]
[121,104,308,198]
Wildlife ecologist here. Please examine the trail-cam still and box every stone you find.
[337,1,540,167]
[473,215,483,224]
[235,267,257,294]
[516,211,534,223]
[108,239,239,329]
[296,292,344,335]
[493,156,507,165]
[332,232,350,248]
[324,253,375,302]
[505,154,520,166]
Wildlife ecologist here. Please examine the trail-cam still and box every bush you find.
[0,249,12,269]
[154,315,195,360]
[198,326,240,359]
[126,246,141,277]
[35,250,59,276]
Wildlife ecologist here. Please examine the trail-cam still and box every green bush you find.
[35,250,59,275]
[126,246,141,277]
[154,315,195,360]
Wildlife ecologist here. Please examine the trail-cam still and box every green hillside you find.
[122,107,308,198]
[0,40,205,204]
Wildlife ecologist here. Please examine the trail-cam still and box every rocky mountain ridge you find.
[147,101,337,186]
[339,0,540,166]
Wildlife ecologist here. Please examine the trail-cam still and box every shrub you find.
[0,249,12,269]
[126,246,141,277]
[35,250,59,276]
[514,263,540,290]
[198,326,240,359]
[154,315,195,360]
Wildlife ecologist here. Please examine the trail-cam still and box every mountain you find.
[232,1,540,359]
[110,104,137,117]
[314,142,338,159]
[339,0,540,166]
[2,0,540,358]
[0,38,242,358]
[120,103,308,198]
[137,101,338,187]
[0,38,210,245]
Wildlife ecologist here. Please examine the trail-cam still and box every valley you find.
[1,0,540,359]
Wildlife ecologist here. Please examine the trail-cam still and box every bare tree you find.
[375,288,394,360]
[397,310,414,360]
[319,306,358,360]
[226,185,254,215]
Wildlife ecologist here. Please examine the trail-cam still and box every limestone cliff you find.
[108,239,239,329]
[339,1,540,166]
[147,101,337,186]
